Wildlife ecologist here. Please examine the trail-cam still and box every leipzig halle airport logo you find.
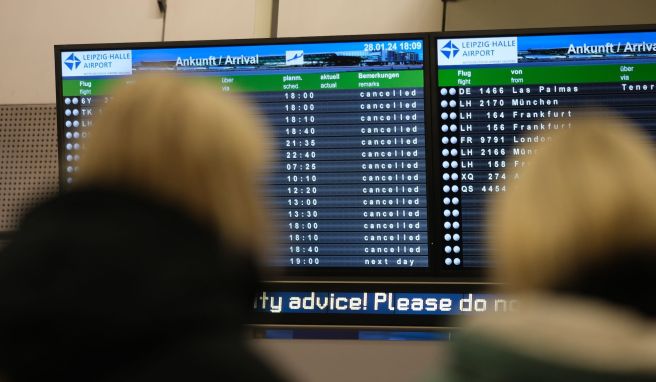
[441,41,460,59]
[64,53,81,70]
[285,50,304,65]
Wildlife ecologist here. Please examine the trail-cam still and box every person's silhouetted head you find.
[77,75,271,255]
[0,75,285,382]
[490,111,656,317]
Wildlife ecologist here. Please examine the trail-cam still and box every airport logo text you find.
[438,37,518,66]
[61,50,133,77]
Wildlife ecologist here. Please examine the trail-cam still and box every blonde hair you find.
[490,112,656,291]
[76,75,270,255]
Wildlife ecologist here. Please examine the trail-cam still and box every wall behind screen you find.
[277,0,443,37]
[0,0,161,105]
[445,0,656,31]
[164,0,272,41]
[0,0,271,105]
[277,0,656,36]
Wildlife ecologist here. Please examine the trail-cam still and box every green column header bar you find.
[438,63,656,87]
[62,69,424,96]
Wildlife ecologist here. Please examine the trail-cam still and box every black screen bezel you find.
[54,24,656,328]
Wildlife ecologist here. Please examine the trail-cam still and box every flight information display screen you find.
[435,28,656,268]
[55,26,656,328]
[56,36,429,269]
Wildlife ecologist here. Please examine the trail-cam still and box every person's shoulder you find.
[441,294,656,382]
[18,187,213,240]
[14,188,150,232]
[1,187,228,277]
